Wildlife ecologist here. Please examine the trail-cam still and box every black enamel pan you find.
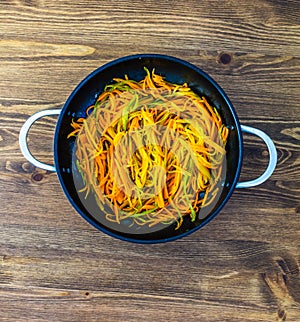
[19,54,277,243]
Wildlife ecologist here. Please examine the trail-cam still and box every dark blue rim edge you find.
[54,53,243,244]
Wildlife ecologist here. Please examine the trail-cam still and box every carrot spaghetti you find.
[68,68,229,230]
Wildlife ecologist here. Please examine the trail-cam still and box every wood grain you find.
[0,0,300,321]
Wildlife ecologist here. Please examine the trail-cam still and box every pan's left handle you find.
[19,109,62,172]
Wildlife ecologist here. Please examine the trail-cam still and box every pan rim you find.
[54,53,243,243]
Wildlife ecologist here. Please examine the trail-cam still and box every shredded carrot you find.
[68,68,229,230]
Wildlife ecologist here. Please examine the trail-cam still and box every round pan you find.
[20,54,277,243]
[54,54,242,243]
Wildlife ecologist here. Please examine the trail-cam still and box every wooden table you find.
[1,1,299,321]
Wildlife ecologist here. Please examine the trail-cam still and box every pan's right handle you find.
[236,125,277,188]
[19,109,62,172]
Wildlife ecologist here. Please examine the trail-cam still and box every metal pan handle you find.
[236,125,277,188]
[19,109,62,172]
